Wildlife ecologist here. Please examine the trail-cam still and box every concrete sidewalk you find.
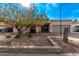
[68,36,79,47]
[68,33,79,44]
[0,53,79,56]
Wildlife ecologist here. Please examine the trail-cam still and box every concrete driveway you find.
[68,33,79,47]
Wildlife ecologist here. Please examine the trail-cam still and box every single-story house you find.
[70,24,79,33]
[29,20,72,33]
[0,20,72,34]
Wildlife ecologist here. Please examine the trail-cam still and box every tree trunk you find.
[18,31,21,36]
[36,26,39,34]
[15,30,22,38]
[15,27,22,38]
[63,28,68,43]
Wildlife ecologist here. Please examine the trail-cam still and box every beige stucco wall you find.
[49,20,72,25]
[49,20,72,33]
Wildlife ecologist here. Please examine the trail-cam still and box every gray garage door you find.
[52,25,70,34]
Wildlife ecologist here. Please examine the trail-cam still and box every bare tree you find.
[0,3,48,37]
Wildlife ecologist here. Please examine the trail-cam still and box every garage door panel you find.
[52,26,60,33]
[52,25,70,34]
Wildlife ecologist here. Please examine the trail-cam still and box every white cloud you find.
[1,0,79,3]
[0,0,62,3]
[0,0,31,7]
[0,0,30,3]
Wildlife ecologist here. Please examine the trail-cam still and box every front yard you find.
[0,33,79,53]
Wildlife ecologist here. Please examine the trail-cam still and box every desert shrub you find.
[6,36,11,39]
[15,35,21,38]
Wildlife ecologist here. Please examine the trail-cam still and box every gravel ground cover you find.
[51,37,79,53]
[0,33,53,46]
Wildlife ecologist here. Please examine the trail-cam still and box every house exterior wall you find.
[49,20,72,25]
[0,20,72,33]
[49,20,72,34]
[51,25,70,34]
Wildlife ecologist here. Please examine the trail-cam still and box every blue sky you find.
[61,3,79,20]
[34,3,60,20]
[37,3,79,20]
[0,3,79,20]
[35,3,79,20]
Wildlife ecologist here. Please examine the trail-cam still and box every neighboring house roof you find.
[49,20,72,25]
[72,21,79,24]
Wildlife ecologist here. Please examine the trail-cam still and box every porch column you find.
[36,26,39,34]
[49,24,52,33]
